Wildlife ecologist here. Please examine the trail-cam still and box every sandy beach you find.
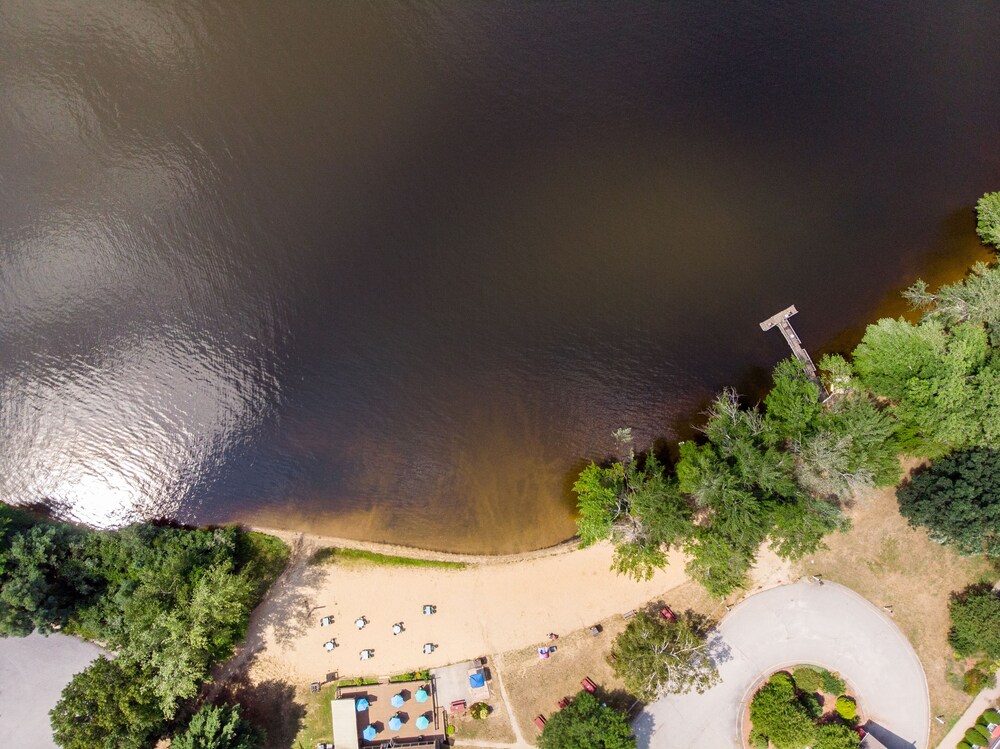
[240,532,700,683]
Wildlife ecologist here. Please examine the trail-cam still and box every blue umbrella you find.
[356,698,370,712]
[391,693,405,708]
[362,725,377,741]
[414,688,428,703]
[388,716,402,731]
[415,715,430,730]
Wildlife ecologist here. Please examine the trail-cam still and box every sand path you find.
[244,530,691,682]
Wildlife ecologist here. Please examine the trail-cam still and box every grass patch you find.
[293,678,381,749]
[309,546,466,570]
[389,670,430,683]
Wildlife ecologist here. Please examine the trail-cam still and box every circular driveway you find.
[634,580,929,749]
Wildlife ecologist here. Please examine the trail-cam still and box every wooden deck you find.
[759,305,827,397]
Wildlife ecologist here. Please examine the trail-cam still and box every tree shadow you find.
[216,677,305,749]
[704,629,733,667]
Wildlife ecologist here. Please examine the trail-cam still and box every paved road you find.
[0,632,106,748]
[635,581,930,749]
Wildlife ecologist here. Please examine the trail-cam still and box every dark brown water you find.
[2,2,999,553]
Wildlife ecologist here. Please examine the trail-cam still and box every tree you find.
[574,435,693,581]
[897,448,1000,557]
[948,584,1000,659]
[976,191,1000,249]
[904,262,1000,344]
[764,358,823,446]
[794,395,901,500]
[50,657,163,749]
[747,673,816,749]
[171,704,264,749]
[852,318,948,402]
[0,523,103,637]
[609,610,719,702]
[538,691,635,749]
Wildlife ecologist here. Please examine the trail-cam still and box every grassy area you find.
[292,678,380,749]
[388,670,430,683]
[308,546,466,570]
[798,465,994,747]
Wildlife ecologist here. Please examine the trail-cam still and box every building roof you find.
[331,698,360,749]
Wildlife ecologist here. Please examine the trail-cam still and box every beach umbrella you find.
[415,715,430,730]
[355,698,369,712]
[414,688,428,703]
[388,716,402,731]
[391,693,405,708]
[362,725,377,741]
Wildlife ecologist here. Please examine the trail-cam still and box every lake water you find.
[2,2,999,553]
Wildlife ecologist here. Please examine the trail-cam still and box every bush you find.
[800,692,823,719]
[964,666,996,696]
[985,708,1000,723]
[965,728,984,745]
[791,667,823,694]
[835,696,857,721]
[446,726,455,736]
[976,724,992,742]
[470,702,489,720]
[957,741,972,749]
[748,673,817,749]
[821,670,846,695]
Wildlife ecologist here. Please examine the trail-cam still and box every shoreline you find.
[248,525,583,565]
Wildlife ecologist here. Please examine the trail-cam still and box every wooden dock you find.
[759,305,826,397]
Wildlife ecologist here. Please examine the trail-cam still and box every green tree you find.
[904,262,1000,344]
[171,704,263,749]
[609,610,719,702]
[574,434,693,581]
[976,191,1000,249]
[948,584,1000,659]
[764,358,823,446]
[853,318,948,403]
[747,673,816,749]
[795,395,901,499]
[0,523,103,636]
[897,448,1000,557]
[538,691,635,749]
[50,657,163,749]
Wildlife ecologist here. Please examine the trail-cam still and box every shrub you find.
[985,708,1000,724]
[791,667,823,694]
[800,692,823,719]
[446,726,455,736]
[470,702,489,720]
[965,728,985,745]
[835,696,857,721]
[821,670,846,695]
[748,728,768,749]
[956,742,971,749]
[976,724,992,742]
[749,673,817,749]
[964,666,996,696]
